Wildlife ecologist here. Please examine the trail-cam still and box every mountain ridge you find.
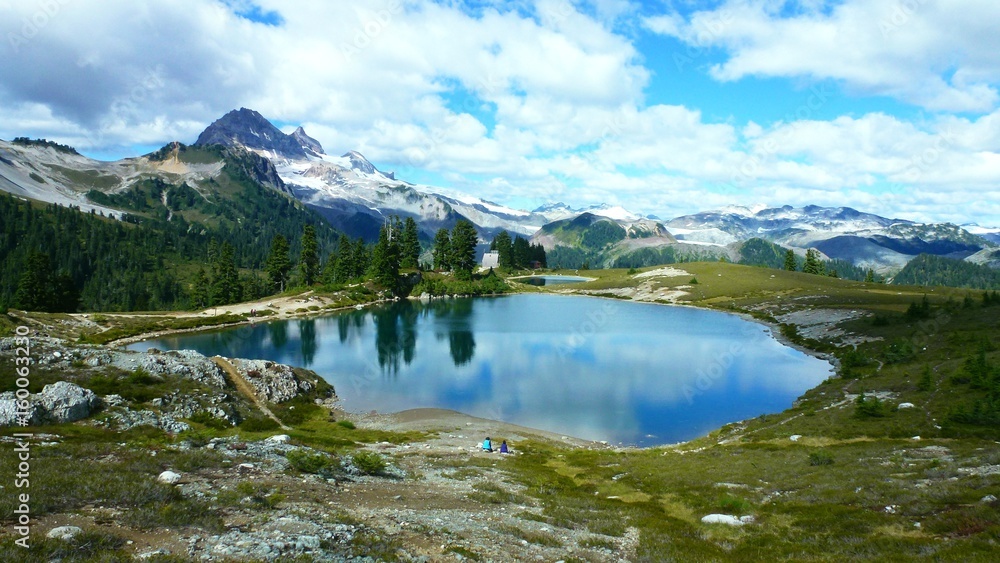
[0,107,995,276]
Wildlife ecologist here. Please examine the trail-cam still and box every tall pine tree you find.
[803,249,825,275]
[450,220,478,280]
[265,235,292,293]
[783,249,797,271]
[211,243,241,305]
[432,228,451,271]
[400,217,421,269]
[300,225,319,286]
[491,230,513,269]
[13,251,53,311]
[369,222,400,293]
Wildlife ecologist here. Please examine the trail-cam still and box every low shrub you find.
[352,451,387,475]
[808,450,835,466]
[239,416,280,432]
[286,449,339,475]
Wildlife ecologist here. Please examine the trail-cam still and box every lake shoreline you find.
[117,287,837,450]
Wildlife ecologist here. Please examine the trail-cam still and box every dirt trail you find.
[211,356,289,430]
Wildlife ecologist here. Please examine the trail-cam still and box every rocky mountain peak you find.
[194,108,307,160]
[291,126,324,156]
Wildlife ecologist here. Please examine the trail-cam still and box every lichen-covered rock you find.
[228,359,315,403]
[98,350,227,388]
[0,393,44,426]
[0,382,99,426]
[38,381,101,423]
[102,408,190,433]
[47,526,84,541]
[158,470,182,484]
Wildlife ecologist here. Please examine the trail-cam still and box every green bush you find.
[188,410,230,430]
[239,416,280,432]
[917,365,934,392]
[337,420,356,430]
[808,450,835,466]
[855,393,891,418]
[352,451,387,475]
[286,449,339,475]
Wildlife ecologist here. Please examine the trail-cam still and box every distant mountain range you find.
[0,107,996,276]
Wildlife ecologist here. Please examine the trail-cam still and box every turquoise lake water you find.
[129,294,832,446]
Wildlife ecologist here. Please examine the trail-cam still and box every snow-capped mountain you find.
[668,205,992,272]
[532,202,644,223]
[964,224,1000,245]
[193,108,560,241]
[1,107,993,275]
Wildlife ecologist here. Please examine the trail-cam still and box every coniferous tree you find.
[784,249,797,271]
[13,251,54,311]
[512,235,531,269]
[450,220,478,280]
[369,222,400,292]
[491,230,513,269]
[321,249,338,285]
[190,269,210,309]
[432,228,451,270]
[327,234,351,283]
[400,217,421,269]
[265,235,292,293]
[529,242,547,268]
[352,237,370,279]
[803,249,825,275]
[211,243,241,305]
[300,225,319,286]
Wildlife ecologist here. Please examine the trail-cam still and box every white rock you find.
[912,436,921,441]
[898,402,916,409]
[47,526,83,540]
[37,381,101,423]
[158,470,182,485]
[701,514,747,526]
[790,435,802,442]
[266,434,291,444]
[982,494,997,503]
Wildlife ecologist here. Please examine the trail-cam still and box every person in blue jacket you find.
[483,437,493,452]
[500,440,509,454]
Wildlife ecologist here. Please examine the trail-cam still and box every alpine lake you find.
[129,294,832,446]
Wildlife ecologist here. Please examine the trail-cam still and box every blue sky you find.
[1,0,998,225]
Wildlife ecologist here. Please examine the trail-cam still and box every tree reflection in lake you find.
[129,295,833,446]
[268,320,288,349]
[431,299,476,366]
[372,301,419,374]
[299,319,317,365]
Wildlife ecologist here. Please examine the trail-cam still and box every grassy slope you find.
[1,262,998,560]
[507,263,1000,560]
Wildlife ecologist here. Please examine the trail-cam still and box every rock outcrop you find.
[227,358,316,403]
[0,381,100,426]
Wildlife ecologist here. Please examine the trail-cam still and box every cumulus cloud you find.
[647,0,1000,113]
[0,0,997,225]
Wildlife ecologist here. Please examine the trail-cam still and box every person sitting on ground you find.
[483,437,493,452]
[500,440,509,454]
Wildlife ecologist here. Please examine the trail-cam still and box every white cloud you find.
[0,0,998,226]
[648,0,1000,113]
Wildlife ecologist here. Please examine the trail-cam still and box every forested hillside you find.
[894,253,1000,289]
[0,144,343,312]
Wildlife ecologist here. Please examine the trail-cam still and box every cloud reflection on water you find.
[130,295,831,446]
